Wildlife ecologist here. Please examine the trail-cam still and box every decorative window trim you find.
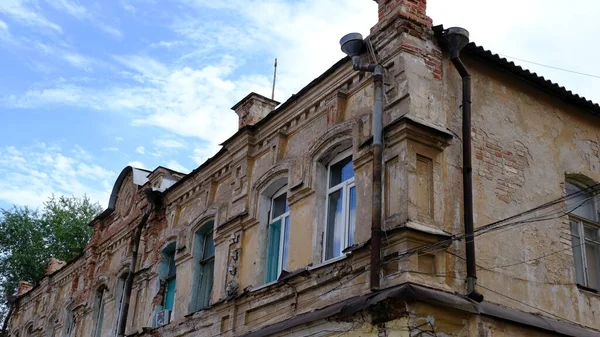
[323,149,356,262]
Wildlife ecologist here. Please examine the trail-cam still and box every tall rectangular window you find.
[192,221,215,312]
[265,186,290,283]
[113,274,128,336]
[93,288,105,337]
[324,152,356,261]
[567,182,600,290]
[164,250,176,312]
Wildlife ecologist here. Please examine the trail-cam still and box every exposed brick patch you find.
[378,0,432,28]
[473,128,530,203]
[399,42,442,80]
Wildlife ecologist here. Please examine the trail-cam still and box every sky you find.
[0,0,599,210]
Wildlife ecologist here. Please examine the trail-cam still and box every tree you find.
[0,195,102,335]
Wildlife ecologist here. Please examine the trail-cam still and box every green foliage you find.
[0,195,102,307]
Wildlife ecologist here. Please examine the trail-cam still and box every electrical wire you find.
[476,284,577,323]
[383,183,600,265]
[498,54,600,80]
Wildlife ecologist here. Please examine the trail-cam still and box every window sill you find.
[309,254,349,271]
[576,284,599,296]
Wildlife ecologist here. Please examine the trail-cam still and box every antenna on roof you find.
[271,58,277,100]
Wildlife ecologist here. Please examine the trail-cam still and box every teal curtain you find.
[265,219,282,283]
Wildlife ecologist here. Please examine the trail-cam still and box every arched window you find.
[567,181,599,290]
[265,185,290,283]
[92,286,106,337]
[324,149,356,261]
[191,221,215,312]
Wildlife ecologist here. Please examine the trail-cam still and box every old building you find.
[7,0,600,336]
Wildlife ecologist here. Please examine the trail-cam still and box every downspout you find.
[445,27,484,302]
[117,189,161,336]
[370,64,384,291]
[339,33,384,291]
[352,60,385,291]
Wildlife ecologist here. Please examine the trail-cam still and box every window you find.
[265,186,290,283]
[92,287,106,337]
[159,243,177,324]
[191,222,215,312]
[567,182,600,290]
[113,274,128,336]
[62,309,74,337]
[324,151,356,261]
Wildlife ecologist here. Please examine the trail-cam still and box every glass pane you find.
[167,253,176,277]
[584,226,599,241]
[326,189,344,260]
[566,182,597,221]
[198,259,214,309]
[585,242,599,289]
[203,231,215,259]
[282,216,290,271]
[265,219,281,283]
[570,222,585,285]
[348,186,356,247]
[94,296,105,337]
[164,278,176,310]
[272,193,287,219]
[329,156,353,187]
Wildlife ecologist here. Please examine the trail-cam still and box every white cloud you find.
[123,3,136,13]
[115,136,124,141]
[102,147,119,152]
[96,22,123,39]
[135,146,145,154]
[166,160,189,173]
[0,0,62,33]
[44,0,87,20]
[0,19,8,31]
[0,143,113,208]
[153,139,186,149]
[127,161,147,170]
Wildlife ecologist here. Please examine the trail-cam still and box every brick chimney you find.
[46,257,67,275]
[375,0,432,27]
[231,92,280,129]
[15,281,33,296]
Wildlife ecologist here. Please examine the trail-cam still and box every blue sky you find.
[1,0,599,210]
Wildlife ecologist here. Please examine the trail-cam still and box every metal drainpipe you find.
[350,57,384,291]
[370,65,384,291]
[117,193,157,337]
[450,49,484,303]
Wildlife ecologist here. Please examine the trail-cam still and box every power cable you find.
[383,183,600,265]
[498,54,600,80]
[476,284,577,324]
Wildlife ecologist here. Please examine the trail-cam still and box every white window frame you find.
[323,150,355,262]
[567,181,600,290]
[269,185,290,277]
[571,217,600,290]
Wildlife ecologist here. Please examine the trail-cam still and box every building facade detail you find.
[7,0,600,336]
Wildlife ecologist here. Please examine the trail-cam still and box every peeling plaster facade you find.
[7,1,600,336]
